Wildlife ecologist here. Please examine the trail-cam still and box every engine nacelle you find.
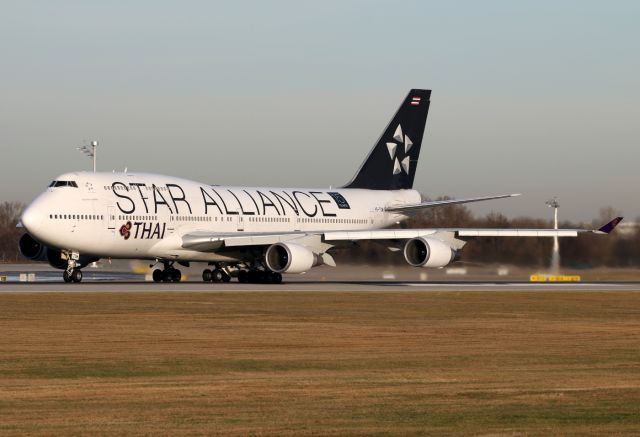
[45,248,69,270]
[19,233,47,261]
[45,248,98,270]
[265,243,318,274]
[403,237,455,268]
[19,233,98,270]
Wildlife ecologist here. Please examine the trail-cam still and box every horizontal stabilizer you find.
[386,193,520,213]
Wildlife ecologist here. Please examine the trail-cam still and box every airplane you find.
[18,89,622,283]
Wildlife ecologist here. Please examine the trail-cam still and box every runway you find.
[1,278,639,293]
[2,264,639,292]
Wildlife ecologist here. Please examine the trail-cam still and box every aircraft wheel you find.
[221,271,231,283]
[71,269,83,283]
[63,270,72,283]
[172,269,182,282]
[250,270,266,283]
[238,270,249,283]
[212,269,224,283]
[162,270,172,282]
[270,272,282,284]
[202,269,212,282]
[152,269,163,282]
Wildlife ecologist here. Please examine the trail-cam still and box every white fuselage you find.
[22,171,420,262]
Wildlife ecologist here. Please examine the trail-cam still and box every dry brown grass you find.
[0,291,639,436]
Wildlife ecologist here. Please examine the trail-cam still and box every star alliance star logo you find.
[386,124,412,175]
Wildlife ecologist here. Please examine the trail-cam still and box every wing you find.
[386,193,520,214]
[324,217,623,242]
[181,231,311,251]
[180,217,623,251]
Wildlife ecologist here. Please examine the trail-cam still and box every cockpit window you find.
[48,180,78,188]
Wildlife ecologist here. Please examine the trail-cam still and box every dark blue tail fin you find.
[343,89,431,190]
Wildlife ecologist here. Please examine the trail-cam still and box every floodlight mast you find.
[546,197,560,274]
[91,140,97,172]
[76,140,98,172]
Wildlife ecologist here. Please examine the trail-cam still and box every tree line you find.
[1,200,638,267]
[0,202,25,263]
[340,200,639,268]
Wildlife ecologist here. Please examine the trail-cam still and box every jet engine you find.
[265,242,318,274]
[19,233,98,270]
[403,237,455,268]
[45,248,70,270]
[19,233,47,261]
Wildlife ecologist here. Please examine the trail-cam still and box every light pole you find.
[546,197,560,274]
[77,140,98,172]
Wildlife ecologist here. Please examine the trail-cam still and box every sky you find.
[1,0,638,221]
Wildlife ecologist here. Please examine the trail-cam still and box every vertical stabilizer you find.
[344,89,431,190]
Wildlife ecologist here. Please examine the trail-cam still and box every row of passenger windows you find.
[49,214,103,220]
[48,213,367,225]
[118,215,158,221]
[248,217,290,223]
[164,216,364,224]
[165,216,364,224]
[104,185,170,192]
[298,217,367,224]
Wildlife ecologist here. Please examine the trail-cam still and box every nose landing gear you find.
[63,259,83,283]
[63,268,83,283]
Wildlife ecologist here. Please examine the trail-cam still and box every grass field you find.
[0,291,639,435]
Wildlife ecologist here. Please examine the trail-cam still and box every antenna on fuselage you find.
[77,140,98,172]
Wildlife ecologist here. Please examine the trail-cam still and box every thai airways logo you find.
[386,124,413,175]
[118,221,167,240]
[119,222,132,240]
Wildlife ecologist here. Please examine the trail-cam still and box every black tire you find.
[222,272,231,283]
[202,269,212,282]
[152,269,163,282]
[63,270,72,283]
[172,269,182,282]
[271,272,282,284]
[238,270,248,283]
[255,271,266,283]
[212,270,224,283]
[71,269,83,283]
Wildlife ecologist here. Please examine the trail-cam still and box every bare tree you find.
[0,202,25,263]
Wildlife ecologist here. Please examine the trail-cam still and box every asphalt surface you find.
[2,264,639,292]
[1,276,639,293]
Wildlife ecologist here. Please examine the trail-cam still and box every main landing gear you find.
[152,262,182,283]
[201,264,282,284]
[63,259,83,283]
[237,269,282,284]
[202,265,231,283]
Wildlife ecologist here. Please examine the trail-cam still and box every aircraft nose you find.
[21,202,44,235]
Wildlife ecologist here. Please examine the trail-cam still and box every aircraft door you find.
[107,206,116,230]
[237,215,244,232]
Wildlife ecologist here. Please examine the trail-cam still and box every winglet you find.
[595,217,623,234]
